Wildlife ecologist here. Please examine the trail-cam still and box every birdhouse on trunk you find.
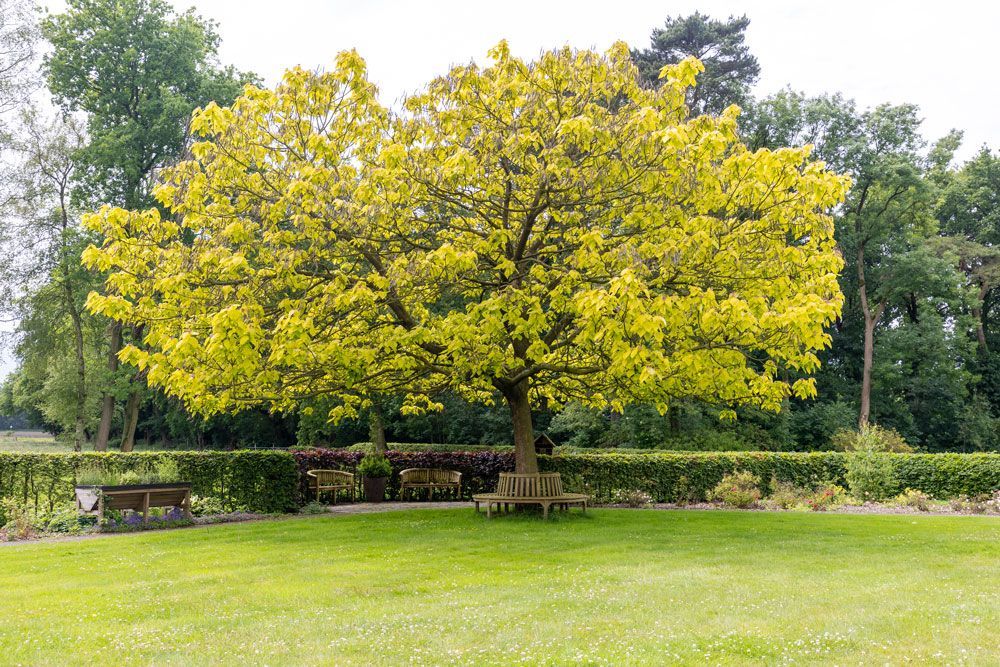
[533,433,556,456]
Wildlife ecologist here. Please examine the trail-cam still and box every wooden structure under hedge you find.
[75,483,193,522]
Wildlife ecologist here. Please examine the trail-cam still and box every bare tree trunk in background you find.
[119,389,141,452]
[64,283,86,452]
[973,284,990,354]
[119,325,146,452]
[857,244,885,429]
[94,320,122,451]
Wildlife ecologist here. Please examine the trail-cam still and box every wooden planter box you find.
[75,482,193,522]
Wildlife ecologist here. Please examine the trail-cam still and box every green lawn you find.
[1,509,998,665]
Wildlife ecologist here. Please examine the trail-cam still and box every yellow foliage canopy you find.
[83,42,848,452]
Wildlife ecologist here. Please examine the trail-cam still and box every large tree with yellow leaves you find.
[83,43,847,472]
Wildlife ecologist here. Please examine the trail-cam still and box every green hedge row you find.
[540,452,1000,502]
[0,451,299,515]
[4,449,996,517]
[345,442,514,453]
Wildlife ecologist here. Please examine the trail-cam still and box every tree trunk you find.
[369,408,387,454]
[859,312,876,428]
[94,320,123,451]
[500,381,537,473]
[63,284,87,452]
[119,389,141,452]
[856,243,884,430]
[973,284,989,354]
[119,325,146,453]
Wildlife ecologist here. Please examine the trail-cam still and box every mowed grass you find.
[1,510,998,665]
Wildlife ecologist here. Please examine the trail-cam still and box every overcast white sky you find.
[185,0,997,157]
[1,0,997,377]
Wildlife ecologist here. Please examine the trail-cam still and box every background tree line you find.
[0,5,996,452]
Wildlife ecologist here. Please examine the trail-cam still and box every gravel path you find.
[322,501,471,515]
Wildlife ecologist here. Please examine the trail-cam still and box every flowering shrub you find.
[189,494,226,517]
[610,489,654,508]
[763,479,809,510]
[102,506,193,532]
[991,490,1000,513]
[896,488,932,511]
[807,484,849,511]
[708,471,762,508]
[949,495,986,513]
[0,497,37,539]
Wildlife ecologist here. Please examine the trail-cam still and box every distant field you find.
[0,434,281,452]
[0,433,191,453]
[0,431,64,452]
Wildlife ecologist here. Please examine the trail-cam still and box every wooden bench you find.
[75,483,193,522]
[473,472,587,519]
[398,468,462,500]
[306,469,355,504]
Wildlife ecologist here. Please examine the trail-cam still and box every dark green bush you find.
[0,451,298,516]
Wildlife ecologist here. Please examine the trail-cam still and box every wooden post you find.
[142,491,150,523]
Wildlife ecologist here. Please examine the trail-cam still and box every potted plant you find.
[357,454,392,503]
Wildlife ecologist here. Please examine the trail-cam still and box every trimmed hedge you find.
[5,449,995,517]
[292,449,514,500]
[345,442,514,453]
[0,451,299,515]
[297,448,1000,503]
[541,452,1000,502]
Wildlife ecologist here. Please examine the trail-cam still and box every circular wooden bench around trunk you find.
[472,472,587,519]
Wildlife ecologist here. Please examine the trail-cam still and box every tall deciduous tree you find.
[748,90,979,445]
[41,0,255,450]
[632,13,760,114]
[938,148,1000,354]
[0,111,99,448]
[0,0,37,116]
[83,44,847,472]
